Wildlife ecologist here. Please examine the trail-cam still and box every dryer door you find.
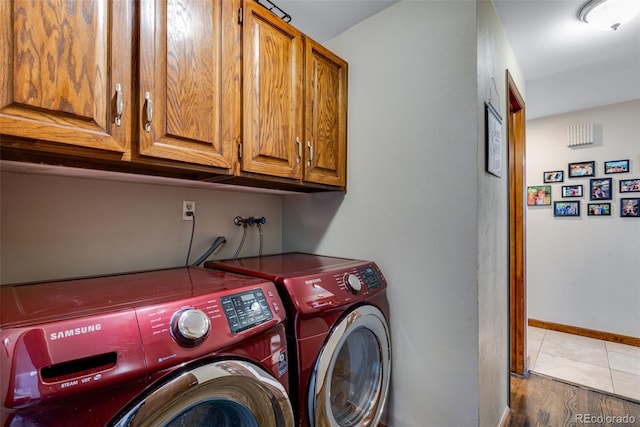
[111,360,294,427]
[309,305,391,427]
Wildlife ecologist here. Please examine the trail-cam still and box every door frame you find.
[507,70,527,376]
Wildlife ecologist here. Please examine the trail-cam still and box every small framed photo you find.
[620,198,639,217]
[562,184,583,198]
[568,161,595,178]
[587,203,611,216]
[485,102,502,178]
[527,185,551,206]
[543,170,564,183]
[604,159,629,174]
[620,178,640,193]
[590,178,612,200]
[554,201,580,217]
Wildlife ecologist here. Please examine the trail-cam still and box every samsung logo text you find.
[50,324,102,341]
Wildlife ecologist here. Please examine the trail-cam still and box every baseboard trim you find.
[528,318,640,347]
[498,406,512,427]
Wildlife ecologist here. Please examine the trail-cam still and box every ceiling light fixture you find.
[579,0,640,30]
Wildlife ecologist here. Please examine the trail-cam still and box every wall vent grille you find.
[567,123,594,147]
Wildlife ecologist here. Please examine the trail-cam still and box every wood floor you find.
[509,373,640,426]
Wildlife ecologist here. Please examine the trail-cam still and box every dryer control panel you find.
[358,266,384,290]
[281,263,387,314]
[205,253,388,315]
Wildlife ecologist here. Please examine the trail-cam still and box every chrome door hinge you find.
[238,7,243,24]
[238,142,243,159]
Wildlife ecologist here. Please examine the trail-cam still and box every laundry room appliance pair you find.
[206,252,392,427]
[0,267,294,427]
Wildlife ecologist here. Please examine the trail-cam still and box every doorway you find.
[507,70,526,376]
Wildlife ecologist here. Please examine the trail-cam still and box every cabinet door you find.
[242,0,303,179]
[138,0,238,169]
[304,39,347,187]
[0,0,132,153]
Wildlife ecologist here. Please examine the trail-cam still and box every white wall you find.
[0,168,283,284]
[526,99,640,338]
[282,1,521,425]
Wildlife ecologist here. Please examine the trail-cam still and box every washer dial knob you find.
[344,273,362,294]
[172,308,210,346]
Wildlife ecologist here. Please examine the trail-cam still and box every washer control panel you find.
[136,281,283,371]
[221,289,273,333]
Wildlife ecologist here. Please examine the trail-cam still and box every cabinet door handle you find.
[296,137,302,164]
[307,141,313,166]
[144,91,153,132]
[114,83,123,127]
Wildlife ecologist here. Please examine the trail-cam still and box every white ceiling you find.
[272,0,640,119]
[275,0,398,43]
[493,0,640,119]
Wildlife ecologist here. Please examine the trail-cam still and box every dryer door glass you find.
[309,305,391,427]
[330,327,381,425]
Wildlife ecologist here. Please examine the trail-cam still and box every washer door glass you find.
[166,398,259,427]
[111,360,294,427]
[309,305,391,427]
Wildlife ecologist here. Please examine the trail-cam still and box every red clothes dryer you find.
[206,253,392,427]
[0,267,294,427]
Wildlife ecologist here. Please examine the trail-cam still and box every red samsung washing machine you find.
[206,253,392,427]
[0,267,294,427]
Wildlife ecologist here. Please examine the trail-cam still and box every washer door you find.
[112,360,294,427]
[309,305,391,427]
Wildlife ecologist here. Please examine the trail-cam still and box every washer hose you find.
[233,224,248,258]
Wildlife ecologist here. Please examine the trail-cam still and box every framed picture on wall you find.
[568,161,595,178]
[620,178,640,193]
[527,185,551,206]
[554,201,580,217]
[561,184,583,198]
[590,178,612,200]
[620,198,639,217]
[485,102,502,178]
[587,203,611,216]
[543,170,564,183]
[604,159,629,174]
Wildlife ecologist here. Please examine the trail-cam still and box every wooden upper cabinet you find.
[1,0,345,191]
[241,0,304,180]
[241,2,347,188]
[304,40,347,187]
[137,0,239,169]
[0,0,132,153]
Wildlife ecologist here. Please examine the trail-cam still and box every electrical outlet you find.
[182,201,195,220]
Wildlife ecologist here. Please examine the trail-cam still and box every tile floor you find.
[528,326,640,402]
